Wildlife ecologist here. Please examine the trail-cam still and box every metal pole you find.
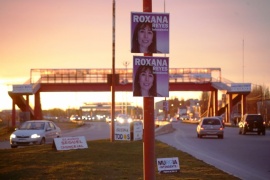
[111,0,116,142]
[123,61,130,114]
[143,1,155,179]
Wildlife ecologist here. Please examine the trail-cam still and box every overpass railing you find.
[30,68,222,84]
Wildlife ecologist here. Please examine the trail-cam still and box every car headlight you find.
[10,134,16,139]
[31,134,41,138]
[128,118,133,123]
[118,118,124,123]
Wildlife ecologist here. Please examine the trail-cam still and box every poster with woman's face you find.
[131,12,169,54]
[133,56,169,97]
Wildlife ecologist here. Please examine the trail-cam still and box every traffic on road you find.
[157,120,270,180]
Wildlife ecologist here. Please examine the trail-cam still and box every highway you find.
[156,121,270,180]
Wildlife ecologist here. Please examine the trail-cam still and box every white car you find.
[116,114,133,123]
[10,120,61,148]
[197,117,224,139]
[170,117,178,122]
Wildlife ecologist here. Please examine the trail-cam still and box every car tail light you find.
[200,125,204,130]
[219,126,223,130]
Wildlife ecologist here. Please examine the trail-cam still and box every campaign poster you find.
[133,121,143,141]
[157,157,180,174]
[115,122,131,141]
[53,136,88,151]
[133,56,169,97]
[131,12,169,54]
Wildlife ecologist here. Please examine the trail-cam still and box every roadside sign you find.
[53,136,88,151]
[115,122,131,141]
[157,157,180,174]
[133,121,143,141]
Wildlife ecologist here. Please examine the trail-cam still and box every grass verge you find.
[0,139,239,180]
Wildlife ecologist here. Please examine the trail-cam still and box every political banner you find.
[131,12,169,54]
[133,56,169,97]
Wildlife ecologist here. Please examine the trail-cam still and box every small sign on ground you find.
[53,136,88,151]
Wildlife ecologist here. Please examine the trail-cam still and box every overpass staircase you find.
[8,79,41,120]
[217,94,242,116]
[211,79,250,118]
[8,92,35,119]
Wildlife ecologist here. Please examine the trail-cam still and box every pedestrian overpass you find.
[8,68,251,126]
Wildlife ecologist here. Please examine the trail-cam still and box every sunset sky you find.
[0,0,270,110]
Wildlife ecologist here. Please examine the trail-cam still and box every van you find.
[238,114,265,135]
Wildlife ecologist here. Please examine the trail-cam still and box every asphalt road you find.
[62,122,110,140]
[156,121,270,180]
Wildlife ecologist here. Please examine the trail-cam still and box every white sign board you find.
[190,73,211,79]
[53,136,88,151]
[12,84,33,94]
[230,83,251,92]
[115,122,131,141]
[157,157,180,174]
[133,121,143,141]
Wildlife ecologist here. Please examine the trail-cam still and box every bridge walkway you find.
[8,68,251,126]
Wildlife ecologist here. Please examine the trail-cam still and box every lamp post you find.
[123,61,130,114]
[111,0,116,142]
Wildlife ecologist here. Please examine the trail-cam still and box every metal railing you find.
[30,68,222,84]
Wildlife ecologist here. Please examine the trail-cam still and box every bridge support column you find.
[225,105,228,123]
[209,90,218,116]
[227,94,232,124]
[12,101,16,127]
[241,94,247,117]
[34,92,42,120]
[214,89,218,116]
[26,95,30,112]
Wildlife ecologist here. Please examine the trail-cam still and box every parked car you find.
[238,114,265,135]
[197,117,224,139]
[10,120,61,148]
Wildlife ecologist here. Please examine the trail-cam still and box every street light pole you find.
[111,0,116,142]
[123,61,130,114]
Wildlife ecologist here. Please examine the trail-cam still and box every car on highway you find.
[197,117,224,139]
[170,117,178,122]
[116,114,133,124]
[106,116,116,123]
[238,114,266,135]
[213,116,225,128]
[10,120,61,148]
[70,115,81,121]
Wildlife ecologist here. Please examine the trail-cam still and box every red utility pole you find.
[143,0,155,179]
